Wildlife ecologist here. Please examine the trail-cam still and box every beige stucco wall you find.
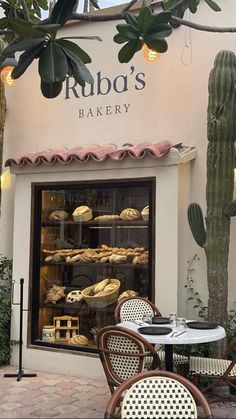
[1,0,236,374]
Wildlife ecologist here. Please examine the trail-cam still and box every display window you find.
[30,178,155,352]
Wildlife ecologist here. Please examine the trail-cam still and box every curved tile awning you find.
[5,141,175,168]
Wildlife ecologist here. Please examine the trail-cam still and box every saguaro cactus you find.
[188,50,236,327]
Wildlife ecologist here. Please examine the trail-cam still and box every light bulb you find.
[0,66,16,86]
[142,44,161,63]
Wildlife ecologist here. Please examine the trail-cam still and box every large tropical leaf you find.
[49,0,77,26]
[118,39,142,63]
[1,37,44,57]
[146,24,172,38]
[68,58,86,87]
[204,0,221,11]
[7,17,46,37]
[113,33,129,44]
[124,12,138,29]
[151,11,172,25]
[116,24,139,41]
[137,7,152,34]
[41,80,63,98]
[56,39,91,64]
[60,36,102,41]
[60,46,93,84]
[11,42,44,79]
[39,41,68,83]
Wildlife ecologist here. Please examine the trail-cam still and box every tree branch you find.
[171,16,236,32]
[122,0,138,12]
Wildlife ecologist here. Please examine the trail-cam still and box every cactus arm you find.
[187,203,206,247]
[223,199,236,217]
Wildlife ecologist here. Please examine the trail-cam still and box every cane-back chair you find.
[96,325,162,394]
[104,370,213,419]
[115,296,161,323]
[189,336,236,390]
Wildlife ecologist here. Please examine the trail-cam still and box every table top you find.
[117,321,226,345]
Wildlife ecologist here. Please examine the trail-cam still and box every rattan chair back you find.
[115,296,161,323]
[104,370,213,419]
[96,325,162,394]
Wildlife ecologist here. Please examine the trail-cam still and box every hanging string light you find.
[0,58,17,86]
[142,43,161,63]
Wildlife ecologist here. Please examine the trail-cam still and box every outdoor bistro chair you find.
[189,336,236,392]
[104,370,213,419]
[114,296,189,370]
[114,296,162,323]
[96,325,162,394]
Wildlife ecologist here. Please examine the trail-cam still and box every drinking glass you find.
[142,314,152,324]
[176,318,187,333]
[169,312,177,326]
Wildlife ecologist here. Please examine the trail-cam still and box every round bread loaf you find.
[120,208,141,221]
[69,335,89,345]
[49,210,69,221]
[73,206,91,215]
[141,206,149,215]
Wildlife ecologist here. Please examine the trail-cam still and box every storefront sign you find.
[64,66,146,118]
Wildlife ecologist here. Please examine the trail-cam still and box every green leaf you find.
[0,17,8,30]
[49,0,77,26]
[138,7,152,34]
[113,33,130,44]
[56,39,91,64]
[41,80,63,98]
[34,24,61,35]
[39,42,68,83]
[188,0,198,13]
[116,24,139,40]
[37,0,48,10]
[146,24,172,38]
[60,46,93,84]
[204,0,221,11]
[118,39,142,64]
[145,39,168,53]
[60,36,101,41]
[90,0,100,10]
[151,11,172,25]
[69,59,86,87]
[11,41,44,79]
[7,17,45,38]
[124,11,138,29]
[1,37,44,57]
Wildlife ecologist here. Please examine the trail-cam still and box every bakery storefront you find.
[6,142,196,377]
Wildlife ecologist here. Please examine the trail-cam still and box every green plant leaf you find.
[138,7,152,34]
[116,24,139,41]
[49,0,77,26]
[69,59,86,87]
[60,36,102,41]
[188,0,198,13]
[11,41,44,79]
[151,11,172,25]
[118,39,142,63]
[124,11,138,29]
[0,17,8,30]
[113,33,129,44]
[7,17,45,37]
[204,0,221,11]
[90,0,100,10]
[1,37,44,57]
[60,46,93,84]
[39,42,68,83]
[40,80,63,98]
[145,39,168,53]
[56,39,91,64]
[34,23,61,35]
[146,24,172,38]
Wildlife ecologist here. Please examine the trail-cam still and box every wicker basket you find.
[82,279,121,308]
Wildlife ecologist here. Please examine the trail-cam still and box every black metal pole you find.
[4,278,37,381]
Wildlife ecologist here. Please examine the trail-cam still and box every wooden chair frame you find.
[115,296,161,324]
[96,325,162,394]
[104,370,213,419]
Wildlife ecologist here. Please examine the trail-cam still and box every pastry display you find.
[120,208,141,221]
[81,278,121,308]
[118,290,138,300]
[66,290,83,303]
[94,215,120,221]
[69,335,89,345]
[141,205,149,221]
[48,210,69,221]
[72,205,93,221]
[44,285,66,304]
[132,252,149,265]
[109,254,127,264]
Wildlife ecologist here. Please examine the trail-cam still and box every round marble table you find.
[118,320,226,371]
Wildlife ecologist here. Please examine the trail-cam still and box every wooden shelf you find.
[42,262,148,269]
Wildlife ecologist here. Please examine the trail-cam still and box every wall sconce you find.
[0,58,17,86]
[142,43,161,63]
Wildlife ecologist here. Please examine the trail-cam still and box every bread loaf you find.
[49,210,69,221]
[120,208,141,221]
[69,335,89,345]
[109,254,127,264]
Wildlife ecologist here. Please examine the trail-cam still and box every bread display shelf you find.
[42,220,148,227]
[43,262,148,269]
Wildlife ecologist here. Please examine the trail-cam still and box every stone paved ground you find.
[1,366,236,418]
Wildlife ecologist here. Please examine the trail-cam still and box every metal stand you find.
[4,278,37,381]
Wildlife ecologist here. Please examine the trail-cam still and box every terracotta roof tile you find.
[5,141,174,168]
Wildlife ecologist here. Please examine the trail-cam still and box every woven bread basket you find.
[82,279,121,308]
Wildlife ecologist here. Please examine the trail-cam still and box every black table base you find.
[165,344,174,371]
